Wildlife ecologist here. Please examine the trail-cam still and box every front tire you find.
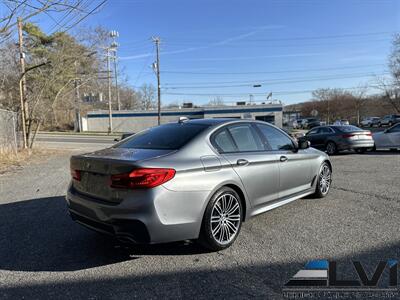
[198,187,243,251]
[312,162,332,198]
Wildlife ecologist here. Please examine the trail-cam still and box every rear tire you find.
[326,141,337,155]
[355,148,367,154]
[311,162,332,198]
[198,187,243,251]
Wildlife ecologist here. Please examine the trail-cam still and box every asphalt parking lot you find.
[0,150,399,299]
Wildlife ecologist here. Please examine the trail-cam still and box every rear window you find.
[116,123,209,150]
[335,125,363,132]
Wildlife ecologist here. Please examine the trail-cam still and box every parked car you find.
[301,118,320,129]
[333,119,349,126]
[378,115,400,127]
[292,119,303,129]
[300,125,374,155]
[360,117,380,127]
[372,123,400,151]
[67,119,331,251]
[114,132,134,142]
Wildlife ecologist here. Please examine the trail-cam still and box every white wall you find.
[85,105,283,132]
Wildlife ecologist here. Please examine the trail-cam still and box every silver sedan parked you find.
[373,123,400,150]
[66,119,332,251]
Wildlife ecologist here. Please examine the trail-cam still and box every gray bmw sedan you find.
[66,118,332,251]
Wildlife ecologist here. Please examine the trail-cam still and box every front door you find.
[255,123,314,199]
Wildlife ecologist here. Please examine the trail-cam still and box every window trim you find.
[210,123,268,154]
[387,124,400,133]
[306,128,320,136]
[254,123,296,152]
[227,123,266,153]
[210,127,238,154]
[318,126,335,134]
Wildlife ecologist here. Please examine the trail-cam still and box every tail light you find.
[365,132,372,136]
[341,134,355,139]
[70,168,81,181]
[111,168,176,189]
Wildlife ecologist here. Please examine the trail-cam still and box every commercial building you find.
[82,103,283,132]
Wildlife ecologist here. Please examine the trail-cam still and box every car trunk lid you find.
[342,131,372,141]
[70,147,174,203]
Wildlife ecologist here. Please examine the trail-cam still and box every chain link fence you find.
[0,109,19,154]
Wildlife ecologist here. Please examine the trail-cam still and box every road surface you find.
[0,150,399,299]
[36,133,116,150]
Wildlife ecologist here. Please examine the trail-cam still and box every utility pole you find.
[73,61,81,132]
[113,56,120,110]
[110,31,120,111]
[106,48,113,133]
[17,17,27,149]
[153,36,161,125]
[74,78,81,132]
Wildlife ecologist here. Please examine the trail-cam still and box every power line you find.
[163,72,389,89]
[163,86,379,98]
[159,63,386,76]
[162,31,396,44]
[49,0,93,34]
[133,46,155,86]
[60,0,108,33]
[164,37,392,48]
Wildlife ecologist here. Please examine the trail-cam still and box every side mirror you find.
[298,140,310,150]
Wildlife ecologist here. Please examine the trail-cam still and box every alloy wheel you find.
[210,193,241,245]
[319,164,331,195]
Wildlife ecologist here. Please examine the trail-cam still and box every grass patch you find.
[0,148,65,175]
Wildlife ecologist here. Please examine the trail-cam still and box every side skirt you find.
[250,188,315,217]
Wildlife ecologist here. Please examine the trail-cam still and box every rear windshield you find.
[334,125,363,132]
[115,123,209,150]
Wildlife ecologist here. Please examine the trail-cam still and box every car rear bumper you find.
[66,183,210,244]
[337,139,375,151]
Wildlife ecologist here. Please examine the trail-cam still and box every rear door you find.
[255,123,314,199]
[213,123,280,207]
[387,124,400,147]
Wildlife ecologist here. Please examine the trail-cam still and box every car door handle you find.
[236,159,249,166]
[280,156,288,162]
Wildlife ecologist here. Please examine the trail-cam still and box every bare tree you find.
[138,83,156,110]
[376,77,400,113]
[208,96,225,106]
[373,34,400,113]
[0,1,89,40]
[309,88,367,124]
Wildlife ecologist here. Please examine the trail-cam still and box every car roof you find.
[185,118,244,125]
